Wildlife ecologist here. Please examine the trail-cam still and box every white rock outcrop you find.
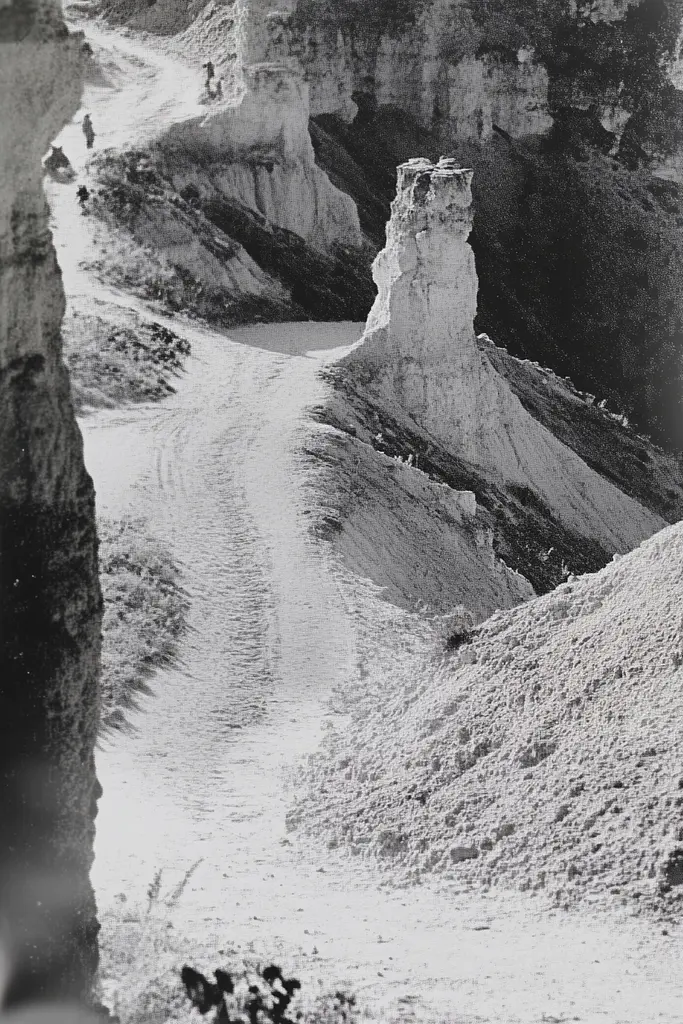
[344,157,665,553]
[161,59,362,250]
[242,0,551,139]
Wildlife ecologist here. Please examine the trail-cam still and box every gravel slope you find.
[292,522,683,919]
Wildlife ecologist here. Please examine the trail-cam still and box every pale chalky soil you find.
[292,523,683,918]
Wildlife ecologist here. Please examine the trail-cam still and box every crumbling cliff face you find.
[241,0,683,148]
[160,60,362,251]
[0,0,102,1008]
[344,158,664,553]
[240,0,552,142]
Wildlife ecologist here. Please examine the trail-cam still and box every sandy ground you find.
[42,18,683,1023]
[293,521,683,913]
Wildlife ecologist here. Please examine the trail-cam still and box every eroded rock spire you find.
[346,157,663,554]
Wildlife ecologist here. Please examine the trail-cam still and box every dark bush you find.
[181,963,357,1024]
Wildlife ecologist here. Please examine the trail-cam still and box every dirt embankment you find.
[290,520,683,920]
[64,301,190,412]
[62,301,192,733]
[81,147,375,326]
[98,516,189,732]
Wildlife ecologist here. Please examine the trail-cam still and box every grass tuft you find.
[64,307,191,412]
[98,872,360,1024]
[99,515,189,732]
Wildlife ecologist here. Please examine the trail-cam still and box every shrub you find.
[429,606,475,649]
[180,964,358,1024]
[98,874,360,1024]
[98,516,189,731]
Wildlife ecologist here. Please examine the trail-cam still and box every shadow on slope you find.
[98,515,189,733]
[481,335,683,523]
[315,364,615,600]
[309,335,683,615]
[84,147,375,328]
[221,320,364,356]
[311,108,683,451]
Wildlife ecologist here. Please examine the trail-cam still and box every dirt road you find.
[46,21,683,1023]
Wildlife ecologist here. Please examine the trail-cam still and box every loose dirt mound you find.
[290,521,683,917]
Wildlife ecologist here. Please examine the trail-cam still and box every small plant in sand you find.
[99,863,203,1023]
[429,605,475,650]
[100,870,360,1024]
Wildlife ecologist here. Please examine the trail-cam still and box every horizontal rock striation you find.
[242,0,552,141]
[0,0,102,1008]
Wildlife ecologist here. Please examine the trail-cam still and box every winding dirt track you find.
[45,21,683,1023]
[84,317,361,915]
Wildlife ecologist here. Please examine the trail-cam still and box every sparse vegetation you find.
[471,0,683,123]
[64,306,190,412]
[98,871,360,1024]
[99,516,189,731]
[98,865,201,1023]
[180,963,358,1024]
[86,147,375,326]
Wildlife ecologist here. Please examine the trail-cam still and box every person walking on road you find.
[202,59,215,93]
[82,113,95,150]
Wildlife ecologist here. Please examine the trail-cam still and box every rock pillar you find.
[345,156,663,553]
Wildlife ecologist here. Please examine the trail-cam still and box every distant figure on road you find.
[203,59,215,92]
[82,113,95,149]
[215,78,223,100]
[44,145,72,176]
[77,184,90,207]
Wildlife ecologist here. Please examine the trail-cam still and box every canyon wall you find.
[160,59,362,251]
[83,0,683,445]
[344,158,664,553]
[0,0,102,1008]
[243,0,681,143]
[243,0,553,141]
[94,0,683,191]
